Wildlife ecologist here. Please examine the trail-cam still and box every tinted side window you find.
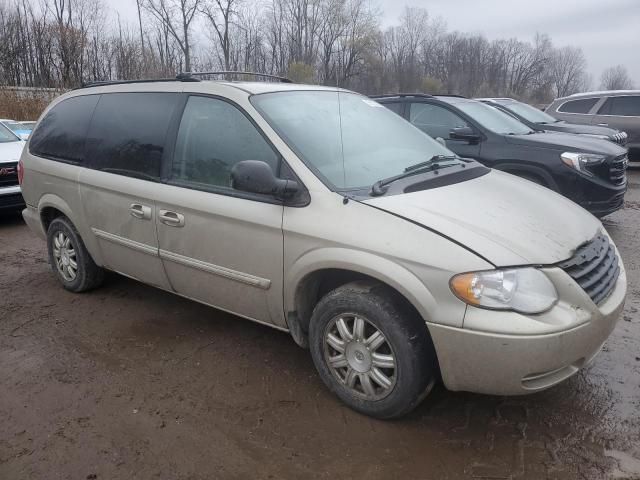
[85,92,180,180]
[558,98,599,114]
[600,96,640,116]
[409,102,468,139]
[172,96,279,189]
[383,102,403,116]
[29,95,100,163]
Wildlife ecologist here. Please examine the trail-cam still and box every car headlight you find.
[450,268,558,314]
[579,133,609,141]
[561,152,606,174]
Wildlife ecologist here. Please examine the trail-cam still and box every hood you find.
[0,140,25,164]
[364,170,600,266]
[543,122,619,137]
[505,131,627,156]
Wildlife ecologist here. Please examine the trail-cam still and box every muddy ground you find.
[1,172,639,480]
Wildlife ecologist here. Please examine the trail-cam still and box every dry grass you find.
[0,88,60,121]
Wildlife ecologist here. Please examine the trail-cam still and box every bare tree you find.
[600,65,634,90]
[549,46,588,97]
[143,0,201,72]
[201,0,238,71]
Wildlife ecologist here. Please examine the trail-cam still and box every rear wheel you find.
[309,281,437,419]
[46,216,104,292]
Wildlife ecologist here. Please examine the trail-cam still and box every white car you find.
[0,118,32,140]
[0,122,26,210]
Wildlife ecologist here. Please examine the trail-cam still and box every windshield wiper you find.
[370,155,459,196]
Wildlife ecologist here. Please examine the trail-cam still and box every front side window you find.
[251,91,456,190]
[383,102,404,116]
[455,101,532,135]
[599,96,640,117]
[85,92,180,180]
[409,102,469,139]
[558,97,599,114]
[29,95,100,162]
[172,96,279,189]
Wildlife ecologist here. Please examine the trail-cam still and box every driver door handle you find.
[129,203,152,220]
[159,209,185,227]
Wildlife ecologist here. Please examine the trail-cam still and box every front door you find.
[408,102,481,158]
[155,95,286,327]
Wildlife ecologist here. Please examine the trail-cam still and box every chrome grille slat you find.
[609,154,628,186]
[559,233,620,305]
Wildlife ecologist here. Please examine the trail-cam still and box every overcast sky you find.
[109,0,639,87]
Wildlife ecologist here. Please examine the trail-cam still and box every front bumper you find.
[428,265,626,395]
[0,185,25,210]
[580,190,625,217]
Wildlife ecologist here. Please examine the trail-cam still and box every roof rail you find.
[177,71,293,83]
[369,93,434,99]
[79,77,195,89]
[435,94,467,98]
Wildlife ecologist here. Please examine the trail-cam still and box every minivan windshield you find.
[456,101,534,135]
[251,91,458,190]
[502,101,559,124]
[0,123,20,143]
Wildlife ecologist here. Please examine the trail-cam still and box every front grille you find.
[0,162,18,187]
[609,132,628,146]
[609,155,628,186]
[559,233,620,305]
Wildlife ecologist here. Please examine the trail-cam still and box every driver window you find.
[409,102,468,139]
[172,96,279,188]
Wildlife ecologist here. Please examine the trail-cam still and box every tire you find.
[46,216,104,292]
[309,281,437,419]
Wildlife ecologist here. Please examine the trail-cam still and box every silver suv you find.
[546,90,640,165]
[19,75,627,418]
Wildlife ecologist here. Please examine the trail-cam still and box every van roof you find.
[76,79,347,96]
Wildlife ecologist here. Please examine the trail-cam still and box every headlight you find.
[450,268,558,314]
[561,152,606,174]
[579,133,609,141]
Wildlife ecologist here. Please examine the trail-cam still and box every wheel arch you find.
[37,193,104,266]
[492,162,558,190]
[285,248,438,347]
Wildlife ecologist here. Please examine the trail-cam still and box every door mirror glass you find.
[450,126,480,142]
[231,160,298,198]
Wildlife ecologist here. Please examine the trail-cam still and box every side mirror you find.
[231,160,299,199]
[450,127,480,143]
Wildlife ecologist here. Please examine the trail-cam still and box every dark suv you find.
[477,98,628,147]
[373,94,628,217]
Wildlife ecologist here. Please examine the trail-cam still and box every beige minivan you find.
[19,75,627,418]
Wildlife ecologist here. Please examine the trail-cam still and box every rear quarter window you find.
[85,92,181,180]
[557,97,599,114]
[29,95,100,163]
[598,96,640,117]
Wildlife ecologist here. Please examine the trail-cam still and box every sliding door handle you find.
[129,203,152,220]
[159,209,185,227]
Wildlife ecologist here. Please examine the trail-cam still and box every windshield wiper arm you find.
[404,155,457,172]
[370,155,458,196]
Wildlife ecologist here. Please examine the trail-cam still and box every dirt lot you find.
[1,173,639,480]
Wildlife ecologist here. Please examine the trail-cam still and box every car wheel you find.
[47,216,104,292]
[309,281,437,419]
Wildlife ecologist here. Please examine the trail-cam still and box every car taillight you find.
[17,159,24,185]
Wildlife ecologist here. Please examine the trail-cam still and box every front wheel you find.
[309,281,437,419]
